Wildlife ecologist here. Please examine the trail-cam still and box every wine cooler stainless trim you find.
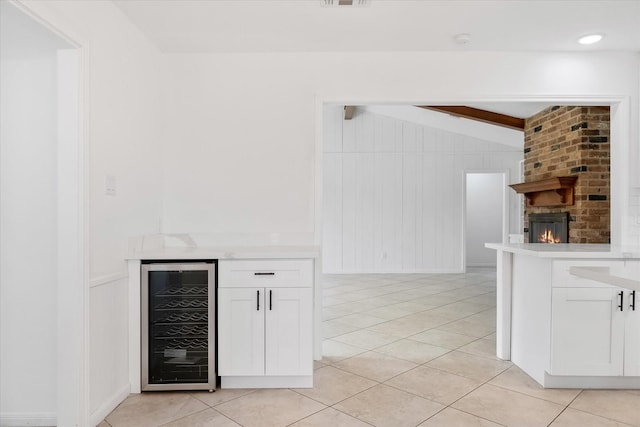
[141,262,216,391]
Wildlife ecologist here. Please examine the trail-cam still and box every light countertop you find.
[126,233,320,260]
[484,243,640,259]
[126,245,320,260]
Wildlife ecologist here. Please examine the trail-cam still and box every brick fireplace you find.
[521,106,610,243]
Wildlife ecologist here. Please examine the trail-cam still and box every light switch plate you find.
[105,174,116,196]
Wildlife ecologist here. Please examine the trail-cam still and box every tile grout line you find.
[544,389,587,427]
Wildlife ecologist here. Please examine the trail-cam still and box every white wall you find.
[3,1,166,424]
[322,106,521,273]
[466,173,505,267]
[162,51,639,249]
[0,3,73,423]
[162,54,316,235]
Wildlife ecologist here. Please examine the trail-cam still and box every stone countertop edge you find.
[125,245,321,260]
[569,266,640,291]
[484,243,640,259]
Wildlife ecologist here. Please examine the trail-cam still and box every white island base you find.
[487,243,640,389]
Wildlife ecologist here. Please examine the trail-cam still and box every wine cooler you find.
[141,261,216,391]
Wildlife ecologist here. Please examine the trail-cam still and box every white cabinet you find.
[218,259,314,388]
[550,287,625,376]
[624,290,640,376]
[265,288,313,376]
[218,288,265,376]
[497,253,640,389]
[550,260,640,378]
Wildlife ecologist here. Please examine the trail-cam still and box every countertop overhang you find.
[484,243,640,259]
[569,266,640,292]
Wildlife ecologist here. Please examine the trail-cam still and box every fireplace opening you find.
[528,212,569,243]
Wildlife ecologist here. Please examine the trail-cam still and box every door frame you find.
[313,95,631,360]
[462,170,509,271]
[7,1,89,425]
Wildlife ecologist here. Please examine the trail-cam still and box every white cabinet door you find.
[265,288,313,376]
[624,290,640,376]
[551,287,625,376]
[218,288,265,376]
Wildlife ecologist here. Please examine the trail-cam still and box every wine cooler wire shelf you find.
[162,325,208,336]
[155,287,208,297]
[155,312,208,323]
[154,300,208,310]
[155,338,208,352]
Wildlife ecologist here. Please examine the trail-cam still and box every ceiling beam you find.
[344,105,355,120]
[418,106,525,130]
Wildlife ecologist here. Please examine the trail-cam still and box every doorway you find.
[464,172,507,268]
[0,2,85,425]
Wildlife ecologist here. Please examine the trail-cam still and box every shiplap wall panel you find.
[323,108,522,273]
[378,153,403,271]
[357,113,375,153]
[402,153,418,270]
[355,153,375,269]
[343,116,356,153]
[418,154,433,269]
[341,153,357,270]
[375,116,402,152]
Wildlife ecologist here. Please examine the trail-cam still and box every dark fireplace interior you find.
[528,212,569,243]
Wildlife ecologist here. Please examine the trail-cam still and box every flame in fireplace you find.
[539,228,561,244]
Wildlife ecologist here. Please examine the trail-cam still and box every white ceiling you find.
[113,0,640,53]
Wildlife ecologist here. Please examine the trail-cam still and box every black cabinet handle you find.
[269,290,273,311]
[618,291,624,311]
[257,290,260,311]
[631,291,636,311]
[255,272,275,276]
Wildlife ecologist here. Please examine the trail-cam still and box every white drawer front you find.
[219,259,313,288]
[552,260,624,288]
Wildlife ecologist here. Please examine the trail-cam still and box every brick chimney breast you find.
[523,106,610,243]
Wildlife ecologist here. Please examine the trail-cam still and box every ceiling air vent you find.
[322,0,371,6]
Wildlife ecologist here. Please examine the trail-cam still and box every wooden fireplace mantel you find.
[509,176,578,207]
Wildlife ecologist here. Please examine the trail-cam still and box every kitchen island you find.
[126,234,320,392]
[486,243,640,388]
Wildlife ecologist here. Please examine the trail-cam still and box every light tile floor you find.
[102,269,640,427]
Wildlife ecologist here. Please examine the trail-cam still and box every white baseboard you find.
[543,372,640,389]
[89,384,130,427]
[466,263,497,268]
[322,268,464,274]
[221,375,313,388]
[0,412,56,427]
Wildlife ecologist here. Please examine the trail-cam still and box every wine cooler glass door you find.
[142,262,215,391]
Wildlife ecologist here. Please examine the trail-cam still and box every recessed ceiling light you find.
[578,34,604,45]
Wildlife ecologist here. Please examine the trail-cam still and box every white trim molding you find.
[89,384,130,427]
[90,271,129,289]
[0,412,57,427]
